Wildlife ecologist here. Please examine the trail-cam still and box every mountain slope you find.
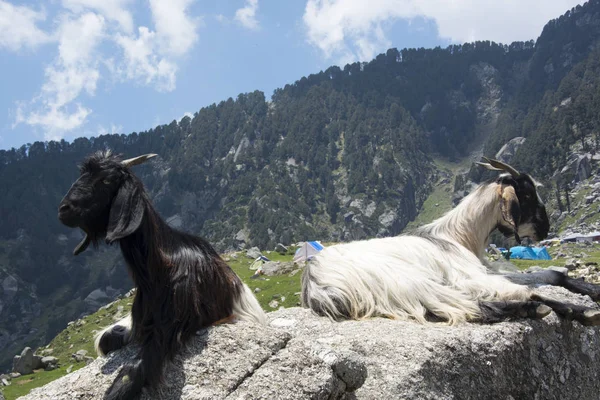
[2,0,600,371]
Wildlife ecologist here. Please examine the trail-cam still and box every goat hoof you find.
[582,309,600,326]
[535,304,552,319]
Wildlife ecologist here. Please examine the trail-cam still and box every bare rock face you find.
[19,286,600,400]
[495,137,526,163]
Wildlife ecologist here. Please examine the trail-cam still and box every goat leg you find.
[504,270,600,301]
[531,294,600,326]
[478,300,552,323]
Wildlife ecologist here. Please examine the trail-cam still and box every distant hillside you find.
[3,0,600,371]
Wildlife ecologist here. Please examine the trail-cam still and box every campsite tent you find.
[293,241,324,263]
[509,246,551,260]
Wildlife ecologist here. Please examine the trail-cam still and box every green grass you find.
[1,365,85,400]
[0,296,134,400]
[226,249,302,309]
[406,157,470,230]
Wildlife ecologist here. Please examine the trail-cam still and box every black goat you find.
[58,150,266,400]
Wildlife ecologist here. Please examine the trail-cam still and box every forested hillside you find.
[2,0,600,371]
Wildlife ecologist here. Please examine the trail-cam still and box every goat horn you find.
[73,234,90,256]
[481,157,520,177]
[122,154,158,167]
[475,161,503,171]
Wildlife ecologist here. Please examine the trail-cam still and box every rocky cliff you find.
[19,286,600,400]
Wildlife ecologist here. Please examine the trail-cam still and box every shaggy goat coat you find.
[58,151,265,400]
[302,181,532,324]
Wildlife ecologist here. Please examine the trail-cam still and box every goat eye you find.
[102,179,111,185]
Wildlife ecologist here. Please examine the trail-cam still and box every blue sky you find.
[0,0,584,150]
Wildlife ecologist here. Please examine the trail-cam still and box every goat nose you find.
[59,203,71,213]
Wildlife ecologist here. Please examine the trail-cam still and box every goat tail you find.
[232,283,267,325]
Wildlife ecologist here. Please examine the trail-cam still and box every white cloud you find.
[235,0,259,30]
[61,0,134,33]
[0,1,53,51]
[8,0,201,139]
[115,27,177,91]
[149,0,199,56]
[303,0,584,64]
[16,12,105,139]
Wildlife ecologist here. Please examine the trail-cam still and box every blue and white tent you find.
[509,246,551,260]
[293,241,324,263]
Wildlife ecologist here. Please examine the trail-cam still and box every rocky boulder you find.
[260,261,298,276]
[559,153,592,183]
[41,356,59,370]
[19,286,600,400]
[245,247,263,259]
[274,243,288,254]
[495,137,526,163]
[13,347,34,375]
[84,289,111,311]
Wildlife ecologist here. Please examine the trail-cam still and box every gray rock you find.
[1,377,9,386]
[18,287,600,400]
[0,389,5,399]
[234,229,249,246]
[9,373,20,379]
[560,153,592,183]
[495,137,526,163]
[2,275,18,301]
[585,195,597,204]
[41,356,58,368]
[268,300,280,309]
[564,258,580,270]
[13,347,34,375]
[260,261,297,276]
[274,243,288,254]
[32,355,44,370]
[548,266,569,275]
[84,289,111,310]
[245,247,262,259]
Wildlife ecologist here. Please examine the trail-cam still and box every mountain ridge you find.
[2,0,600,371]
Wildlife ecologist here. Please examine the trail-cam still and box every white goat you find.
[302,158,600,325]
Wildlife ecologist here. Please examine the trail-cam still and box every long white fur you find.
[302,181,532,325]
[232,283,267,325]
[94,283,266,356]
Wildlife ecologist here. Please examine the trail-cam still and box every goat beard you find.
[73,232,91,256]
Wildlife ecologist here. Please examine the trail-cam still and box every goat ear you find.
[500,185,522,244]
[106,181,144,244]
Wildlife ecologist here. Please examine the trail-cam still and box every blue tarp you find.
[509,246,551,260]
